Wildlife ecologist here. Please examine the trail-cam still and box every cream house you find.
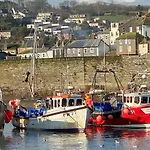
[0,31,11,39]
[69,14,86,24]
[138,43,149,55]
[110,23,120,46]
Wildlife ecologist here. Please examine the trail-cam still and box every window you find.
[67,48,71,54]
[58,100,60,107]
[69,99,74,106]
[134,97,139,104]
[128,39,131,44]
[78,48,81,56]
[43,54,45,57]
[62,98,67,107]
[73,48,76,54]
[136,26,140,32]
[130,97,132,103]
[141,97,148,104]
[119,46,122,52]
[84,48,87,53]
[76,99,83,106]
[127,97,130,103]
[54,100,57,107]
[51,99,53,109]
[112,23,116,28]
[116,32,118,36]
[111,32,113,36]
[129,27,132,32]
[90,48,94,53]
[128,46,131,52]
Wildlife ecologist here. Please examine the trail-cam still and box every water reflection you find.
[10,128,88,150]
[3,123,150,150]
[85,127,150,150]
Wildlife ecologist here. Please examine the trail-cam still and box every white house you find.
[110,23,120,45]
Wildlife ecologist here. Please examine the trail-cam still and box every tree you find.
[25,0,52,14]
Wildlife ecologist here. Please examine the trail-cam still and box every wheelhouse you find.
[122,92,150,107]
[46,94,85,109]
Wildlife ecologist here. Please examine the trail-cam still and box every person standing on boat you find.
[85,94,93,111]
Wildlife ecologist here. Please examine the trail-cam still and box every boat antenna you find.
[31,23,37,98]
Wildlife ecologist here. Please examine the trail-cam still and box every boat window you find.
[54,100,57,107]
[76,99,83,106]
[141,97,148,104]
[58,100,60,107]
[123,97,126,103]
[51,99,53,109]
[69,99,74,106]
[134,97,139,104]
[149,97,150,103]
[62,98,67,107]
[130,97,132,103]
[127,97,130,103]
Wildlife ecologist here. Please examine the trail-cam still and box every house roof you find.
[66,39,101,48]
[117,32,137,40]
[119,17,145,29]
[143,17,150,26]
[116,32,144,42]
[119,12,150,29]
[73,30,90,40]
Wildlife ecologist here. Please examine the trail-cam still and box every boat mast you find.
[31,25,37,98]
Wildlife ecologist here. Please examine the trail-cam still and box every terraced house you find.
[65,39,110,57]
[114,10,150,55]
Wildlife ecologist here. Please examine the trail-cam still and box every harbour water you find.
[1,123,150,150]
[2,96,150,150]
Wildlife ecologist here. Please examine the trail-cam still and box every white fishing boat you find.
[10,24,92,132]
[11,93,91,132]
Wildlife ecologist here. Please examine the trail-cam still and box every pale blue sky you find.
[48,0,150,6]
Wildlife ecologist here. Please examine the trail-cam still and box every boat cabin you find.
[122,92,150,107]
[46,94,85,109]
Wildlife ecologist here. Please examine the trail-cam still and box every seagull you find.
[99,144,104,148]
[115,140,120,144]
[133,145,138,148]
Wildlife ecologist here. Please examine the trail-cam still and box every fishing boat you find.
[0,89,13,132]
[11,92,91,132]
[88,70,150,129]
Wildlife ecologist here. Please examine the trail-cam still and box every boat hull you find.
[90,105,150,129]
[12,106,91,132]
[0,102,4,132]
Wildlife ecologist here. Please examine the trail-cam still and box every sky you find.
[48,0,150,7]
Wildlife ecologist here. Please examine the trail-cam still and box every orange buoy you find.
[8,100,16,109]
[96,115,103,124]
[88,117,93,124]
[108,114,113,120]
[123,108,129,114]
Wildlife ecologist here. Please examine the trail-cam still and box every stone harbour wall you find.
[0,54,150,97]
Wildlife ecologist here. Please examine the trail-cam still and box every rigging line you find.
[66,112,84,128]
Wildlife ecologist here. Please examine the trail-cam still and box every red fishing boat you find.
[88,69,150,129]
